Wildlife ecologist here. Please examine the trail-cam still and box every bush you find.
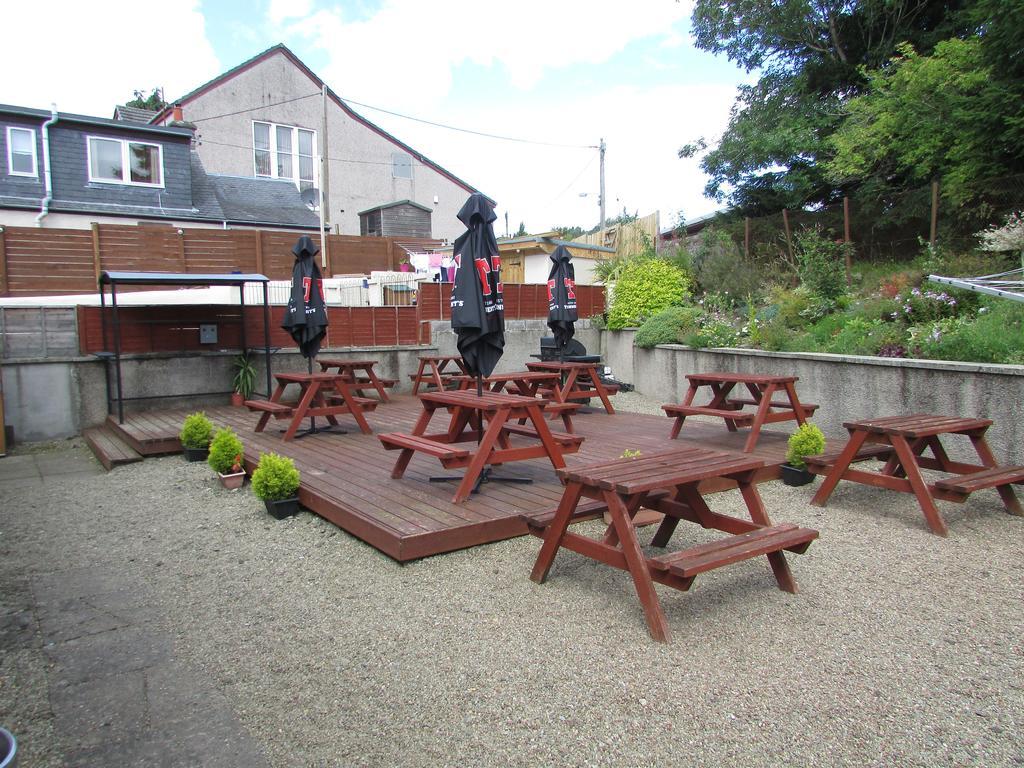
[634,307,702,348]
[207,427,244,474]
[795,228,849,300]
[911,300,1024,363]
[690,227,764,301]
[606,258,692,329]
[250,452,300,501]
[825,317,890,356]
[179,412,213,449]
[684,320,739,349]
[786,423,826,469]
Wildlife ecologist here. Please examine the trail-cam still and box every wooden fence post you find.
[930,179,940,248]
[0,226,7,296]
[782,209,795,264]
[91,223,102,284]
[177,227,186,273]
[843,196,852,286]
[254,230,264,276]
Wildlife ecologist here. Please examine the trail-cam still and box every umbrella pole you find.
[290,355,347,440]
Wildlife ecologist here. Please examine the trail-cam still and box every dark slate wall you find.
[381,204,431,238]
[0,114,46,203]
[48,123,193,211]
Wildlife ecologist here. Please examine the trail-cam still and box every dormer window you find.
[87,136,163,186]
[6,127,37,177]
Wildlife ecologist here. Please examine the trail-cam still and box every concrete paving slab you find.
[50,670,149,750]
[0,609,36,651]
[35,597,131,644]
[0,454,39,480]
[66,728,271,768]
[35,450,104,476]
[44,626,175,686]
[0,475,43,491]
[33,564,143,604]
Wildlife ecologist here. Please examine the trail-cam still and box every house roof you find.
[151,44,480,196]
[113,105,159,123]
[0,104,193,139]
[357,199,433,216]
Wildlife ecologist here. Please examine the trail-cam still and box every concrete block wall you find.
[601,330,1024,464]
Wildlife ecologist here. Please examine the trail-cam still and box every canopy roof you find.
[99,271,269,287]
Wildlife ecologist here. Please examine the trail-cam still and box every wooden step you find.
[650,524,818,578]
[83,425,143,471]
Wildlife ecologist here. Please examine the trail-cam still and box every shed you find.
[495,234,615,285]
[358,200,433,238]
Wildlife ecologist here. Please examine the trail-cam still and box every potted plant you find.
[782,422,826,486]
[231,350,257,406]
[208,427,246,489]
[251,452,301,519]
[179,411,213,461]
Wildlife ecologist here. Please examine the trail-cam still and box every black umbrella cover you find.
[450,193,505,378]
[281,236,328,359]
[546,245,578,350]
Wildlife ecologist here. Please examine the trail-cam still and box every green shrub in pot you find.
[207,427,244,474]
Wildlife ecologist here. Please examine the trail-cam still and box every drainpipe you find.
[35,103,58,227]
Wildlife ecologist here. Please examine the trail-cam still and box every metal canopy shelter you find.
[98,271,273,423]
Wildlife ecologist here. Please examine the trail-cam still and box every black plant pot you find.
[182,446,209,462]
[264,497,300,520]
[780,463,816,487]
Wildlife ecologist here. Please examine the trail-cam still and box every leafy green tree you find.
[514,221,528,237]
[126,88,167,111]
[685,0,972,213]
[552,225,585,240]
[828,39,1011,209]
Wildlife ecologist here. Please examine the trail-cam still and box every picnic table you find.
[525,446,819,642]
[525,360,619,414]
[244,372,376,441]
[409,355,469,394]
[452,370,580,432]
[317,358,396,402]
[807,414,1024,536]
[378,389,583,503]
[663,372,818,452]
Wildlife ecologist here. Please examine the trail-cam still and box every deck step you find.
[83,425,143,471]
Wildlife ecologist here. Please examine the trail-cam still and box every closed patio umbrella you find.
[546,245,577,362]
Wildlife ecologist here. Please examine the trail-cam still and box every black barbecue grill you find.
[537,336,598,363]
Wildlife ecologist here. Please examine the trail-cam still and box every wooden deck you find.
[104,396,831,562]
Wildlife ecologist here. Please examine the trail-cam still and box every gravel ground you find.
[1,397,1023,767]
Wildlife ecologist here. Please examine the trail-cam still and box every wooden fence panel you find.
[2,226,96,295]
[183,229,257,274]
[328,235,392,275]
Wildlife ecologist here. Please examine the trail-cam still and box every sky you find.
[1,0,751,236]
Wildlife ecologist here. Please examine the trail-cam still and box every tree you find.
[125,88,167,111]
[827,38,1012,210]
[514,221,528,237]
[685,0,973,213]
[552,225,585,240]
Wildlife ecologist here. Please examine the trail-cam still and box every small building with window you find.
[0,103,319,231]
[149,44,480,241]
[358,200,432,238]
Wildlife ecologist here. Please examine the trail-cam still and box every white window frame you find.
[252,121,317,189]
[6,126,38,177]
[86,136,165,188]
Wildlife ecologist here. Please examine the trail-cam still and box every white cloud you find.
[268,0,314,26]
[0,0,220,116]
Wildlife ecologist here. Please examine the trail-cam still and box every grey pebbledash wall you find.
[601,329,1024,465]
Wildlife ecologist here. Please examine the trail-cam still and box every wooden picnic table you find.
[378,389,583,503]
[525,360,619,414]
[452,370,580,432]
[244,372,376,441]
[409,355,469,394]
[317,358,396,402]
[663,372,818,452]
[525,446,819,643]
[808,414,1024,537]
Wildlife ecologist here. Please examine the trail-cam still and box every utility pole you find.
[320,85,331,269]
[598,138,606,239]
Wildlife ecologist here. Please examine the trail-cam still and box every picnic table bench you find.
[525,360,619,414]
[245,372,376,441]
[808,414,1024,536]
[663,372,817,452]
[525,446,819,642]
[409,355,469,394]
[453,370,581,432]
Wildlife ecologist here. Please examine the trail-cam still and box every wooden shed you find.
[495,233,615,285]
[358,200,433,238]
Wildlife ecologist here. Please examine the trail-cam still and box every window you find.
[392,152,412,179]
[87,136,163,186]
[7,127,37,176]
[253,121,316,190]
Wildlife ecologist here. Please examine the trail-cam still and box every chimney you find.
[171,104,183,122]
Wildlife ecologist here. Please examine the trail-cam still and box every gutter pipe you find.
[35,104,58,227]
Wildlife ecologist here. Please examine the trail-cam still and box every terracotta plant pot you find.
[231,392,244,407]
[780,463,816,487]
[264,497,300,519]
[218,470,246,490]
